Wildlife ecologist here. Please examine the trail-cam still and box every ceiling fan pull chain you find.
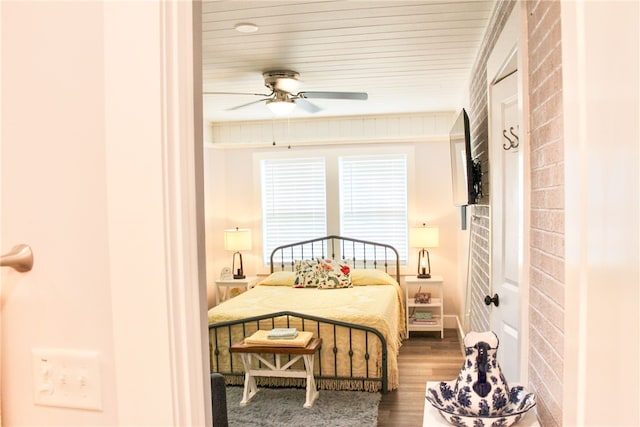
[271,118,276,146]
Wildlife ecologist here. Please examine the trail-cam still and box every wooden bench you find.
[230,337,322,408]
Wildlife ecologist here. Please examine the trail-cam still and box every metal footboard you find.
[209,310,389,393]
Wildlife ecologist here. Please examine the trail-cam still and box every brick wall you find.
[526,1,565,426]
[466,207,491,332]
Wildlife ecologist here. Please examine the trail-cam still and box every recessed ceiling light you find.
[234,23,258,33]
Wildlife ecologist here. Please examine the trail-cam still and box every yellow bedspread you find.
[208,281,406,391]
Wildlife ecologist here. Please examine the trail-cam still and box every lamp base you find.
[417,248,432,280]
[232,252,245,280]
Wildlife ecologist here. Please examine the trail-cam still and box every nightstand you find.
[405,275,444,338]
[215,276,258,304]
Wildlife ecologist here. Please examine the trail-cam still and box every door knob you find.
[0,244,34,272]
[484,293,499,307]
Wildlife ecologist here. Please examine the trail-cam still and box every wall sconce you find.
[224,227,252,279]
[412,224,439,278]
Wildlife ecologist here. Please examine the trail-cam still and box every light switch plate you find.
[32,348,102,411]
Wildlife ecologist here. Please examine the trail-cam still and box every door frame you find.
[104,1,209,424]
[486,4,531,384]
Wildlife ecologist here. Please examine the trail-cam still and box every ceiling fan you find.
[204,70,368,115]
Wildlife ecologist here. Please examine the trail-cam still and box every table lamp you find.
[224,227,252,279]
[412,224,439,278]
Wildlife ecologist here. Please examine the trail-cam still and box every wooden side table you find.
[230,337,322,408]
[215,276,258,304]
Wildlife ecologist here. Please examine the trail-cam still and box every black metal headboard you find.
[269,235,400,284]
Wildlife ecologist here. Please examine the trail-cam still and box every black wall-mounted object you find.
[449,108,483,207]
[470,156,483,204]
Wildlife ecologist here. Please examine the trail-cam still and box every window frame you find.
[253,145,416,267]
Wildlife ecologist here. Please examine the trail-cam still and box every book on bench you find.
[244,330,313,347]
[267,328,298,339]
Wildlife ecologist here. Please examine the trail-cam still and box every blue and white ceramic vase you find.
[453,331,510,416]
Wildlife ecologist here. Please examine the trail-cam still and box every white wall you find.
[204,148,228,308]
[561,1,639,425]
[204,113,465,320]
[413,140,465,318]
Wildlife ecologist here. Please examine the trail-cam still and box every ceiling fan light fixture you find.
[234,22,259,33]
[266,98,296,115]
[274,77,300,94]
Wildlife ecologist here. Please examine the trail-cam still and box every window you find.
[261,157,326,262]
[259,149,410,264]
[339,154,408,261]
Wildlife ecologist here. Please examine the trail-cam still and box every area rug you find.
[225,386,381,427]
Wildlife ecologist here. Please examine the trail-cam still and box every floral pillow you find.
[294,259,324,288]
[316,258,352,289]
[293,258,353,288]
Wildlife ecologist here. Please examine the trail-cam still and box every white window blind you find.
[261,158,327,263]
[339,154,408,262]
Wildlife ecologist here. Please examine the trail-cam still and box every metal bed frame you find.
[208,235,400,393]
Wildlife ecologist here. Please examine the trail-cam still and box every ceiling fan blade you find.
[226,98,270,111]
[298,91,368,101]
[204,91,271,97]
[295,98,322,114]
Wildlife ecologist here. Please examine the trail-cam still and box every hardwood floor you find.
[377,329,464,427]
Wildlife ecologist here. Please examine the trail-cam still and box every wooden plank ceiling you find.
[202,1,495,122]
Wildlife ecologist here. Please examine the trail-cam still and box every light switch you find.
[32,348,102,411]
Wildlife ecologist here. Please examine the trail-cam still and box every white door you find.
[489,71,522,382]
[1,2,208,425]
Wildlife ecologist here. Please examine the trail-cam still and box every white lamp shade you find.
[412,226,439,248]
[224,228,252,251]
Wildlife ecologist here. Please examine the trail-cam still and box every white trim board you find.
[208,111,456,146]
